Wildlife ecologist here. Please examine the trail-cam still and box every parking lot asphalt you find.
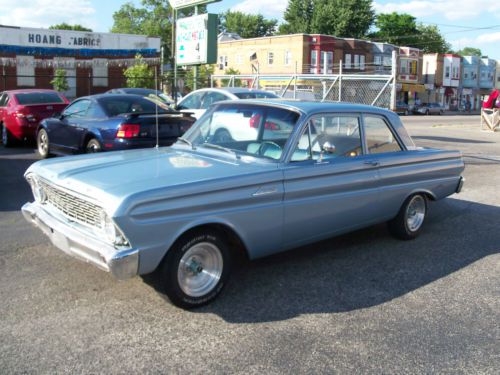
[0,115,499,374]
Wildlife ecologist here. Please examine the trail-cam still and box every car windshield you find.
[233,92,278,99]
[15,92,65,105]
[98,96,171,116]
[181,103,300,160]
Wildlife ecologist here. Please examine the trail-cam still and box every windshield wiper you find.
[200,143,239,158]
[176,137,194,149]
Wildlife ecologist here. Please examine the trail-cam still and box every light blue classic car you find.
[22,100,465,308]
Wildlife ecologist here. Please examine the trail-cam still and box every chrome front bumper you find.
[22,202,139,280]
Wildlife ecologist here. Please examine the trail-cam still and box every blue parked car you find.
[23,100,465,308]
[36,94,195,158]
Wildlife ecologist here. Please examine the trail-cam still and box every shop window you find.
[354,55,360,69]
[267,52,274,65]
[344,54,351,69]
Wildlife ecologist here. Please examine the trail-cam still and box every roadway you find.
[0,115,498,373]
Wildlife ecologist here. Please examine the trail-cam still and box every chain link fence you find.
[210,73,396,110]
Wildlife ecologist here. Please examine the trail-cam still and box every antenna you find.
[155,66,159,149]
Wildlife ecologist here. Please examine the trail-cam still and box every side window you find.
[364,116,402,154]
[177,92,205,110]
[200,92,228,109]
[63,100,91,118]
[86,102,105,118]
[0,93,7,107]
[291,114,362,162]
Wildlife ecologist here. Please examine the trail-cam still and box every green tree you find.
[50,69,69,92]
[184,65,214,92]
[49,23,92,32]
[221,67,242,87]
[111,0,206,59]
[310,0,375,38]
[370,12,420,46]
[278,0,314,34]
[123,55,155,88]
[455,46,482,57]
[415,24,451,53]
[220,11,277,38]
[111,1,173,57]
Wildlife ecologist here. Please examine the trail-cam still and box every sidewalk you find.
[443,110,481,116]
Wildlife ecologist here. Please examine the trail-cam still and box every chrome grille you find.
[39,179,103,229]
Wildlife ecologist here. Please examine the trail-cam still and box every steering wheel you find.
[258,141,282,159]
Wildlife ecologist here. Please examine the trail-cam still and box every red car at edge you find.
[0,89,69,147]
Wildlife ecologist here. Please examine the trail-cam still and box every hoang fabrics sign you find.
[0,26,160,57]
[176,14,217,65]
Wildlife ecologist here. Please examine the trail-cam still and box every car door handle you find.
[364,160,379,166]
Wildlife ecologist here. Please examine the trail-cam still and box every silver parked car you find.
[414,102,444,115]
[22,100,465,309]
[176,87,278,119]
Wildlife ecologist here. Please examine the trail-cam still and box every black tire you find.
[212,129,232,143]
[156,230,232,309]
[387,194,427,240]
[85,138,102,153]
[37,128,51,158]
[1,123,16,147]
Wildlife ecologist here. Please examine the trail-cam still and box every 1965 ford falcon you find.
[22,100,465,308]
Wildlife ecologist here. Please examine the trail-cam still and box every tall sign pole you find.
[193,5,198,91]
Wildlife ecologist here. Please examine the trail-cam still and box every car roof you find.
[186,87,275,95]
[2,89,61,94]
[75,93,147,101]
[215,98,395,117]
[112,88,159,92]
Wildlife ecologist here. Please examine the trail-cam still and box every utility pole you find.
[172,8,177,104]
[193,5,198,91]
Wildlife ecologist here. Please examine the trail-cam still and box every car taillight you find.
[249,113,261,128]
[249,114,279,130]
[15,111,36,122]
[116,124,140,138]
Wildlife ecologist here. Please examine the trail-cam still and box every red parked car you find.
[0,89,69,147]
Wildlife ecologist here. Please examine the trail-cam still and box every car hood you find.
[25,146,279,215]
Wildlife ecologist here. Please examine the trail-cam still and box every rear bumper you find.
[22,201,139,280]
[7,121,38,140]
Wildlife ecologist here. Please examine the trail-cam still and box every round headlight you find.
[101,212,117,243]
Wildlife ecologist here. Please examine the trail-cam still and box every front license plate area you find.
[51,229,69,251]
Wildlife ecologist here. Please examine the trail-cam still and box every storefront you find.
[0,25,160,98]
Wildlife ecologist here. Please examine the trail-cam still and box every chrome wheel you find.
[177,242,223,298]
[38,130,49,157]
[86,139,101,153]
[406,195,426,232]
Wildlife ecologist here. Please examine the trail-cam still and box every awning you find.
[401,83,425,93]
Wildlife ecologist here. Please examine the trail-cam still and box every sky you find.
[0,0,498,60]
